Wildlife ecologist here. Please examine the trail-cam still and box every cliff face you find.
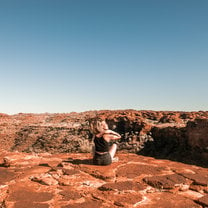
[0,110,208,166]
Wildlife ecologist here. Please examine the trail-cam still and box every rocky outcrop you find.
[0,110,208,166]
[0,110,208,207]
[0,151,207,208]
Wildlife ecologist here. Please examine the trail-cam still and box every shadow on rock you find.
[138,140,208,168]
[67,158,94,165]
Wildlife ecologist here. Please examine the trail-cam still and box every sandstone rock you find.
[190,184,208,193]
[13,202,49,208]
[0,148,207,207]
[78,164,116,182]
[61,199,103,208]
[30,173,59,186]
[0,168,16,185]
[196,195,208,207]
[0,185,8,203]
[143,174,188,190]
[92,190,143,207]
[59,190,82,201]
[98,180,146,191]
[8,189,53,202]
[138,192,202,208]
[116,163,165,178]
[0,110,208,165]
[2,157,11,167]
[181,173,208,186]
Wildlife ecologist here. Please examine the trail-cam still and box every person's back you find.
[90,118,121,166]
[94,135,109,153]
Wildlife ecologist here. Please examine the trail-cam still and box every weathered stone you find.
[138,192,201,208]
[8,190,53,202]
[0,185,8,203]
[59,190,82,201]
[196,195,208,207]
[31,174,59,186]
[92,190,143,207]
[62,168,80,175]
[99,180,146,191]
[0,150,207,208]
[2,157,11,167]
[79,164,116,182]
[116,164,165,178]
[190,184,208,193]
[181,173,208,186]
[0,110,208,164]
[0,168,16,185]
[143,174,188,189]
[13,202,49,208]
[61,199,103,208]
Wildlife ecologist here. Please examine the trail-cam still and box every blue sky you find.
[0,0,207,114]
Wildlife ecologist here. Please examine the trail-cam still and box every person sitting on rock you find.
[89,118,121,166]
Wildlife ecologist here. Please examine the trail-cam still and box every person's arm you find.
[104,129,120,137]
[103,130,121,142]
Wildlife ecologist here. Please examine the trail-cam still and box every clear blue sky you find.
[0,0,207,114]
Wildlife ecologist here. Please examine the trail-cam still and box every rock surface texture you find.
[0,110,208,207]
[0,151,207,208]
[0,110,208,165]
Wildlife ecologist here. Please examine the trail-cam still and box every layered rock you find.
[0,110,208,166]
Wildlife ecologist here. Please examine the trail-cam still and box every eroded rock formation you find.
[0,110,208,207]
[0,110,207,166]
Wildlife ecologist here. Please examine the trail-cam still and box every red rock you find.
[138,192,201,208]
[116,164,165,178]
[0,110,207,168]
[13,202,49,208]
[61,199,103,208]
[92,190,143,207]
[62,168,80,175]
[0,168,16,185]
[190,184,208,193]
[78,163,116,181]
[2,157,11,167]
[181,173,208,186]
[59,190,82,201]
[99,180,146,191]
[196,195,208,207]
[8,189,53,202]
[0,185,8,203]
[0,150,207,208]
[143,174,188,189]
[31,173,59,186]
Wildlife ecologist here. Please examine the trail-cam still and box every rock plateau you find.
[0,110,208,207]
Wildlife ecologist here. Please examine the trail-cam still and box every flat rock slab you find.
[92,190,143,207]
[0,168,17,185]
[0,152,207,208]
[181,173,208,186]
[13,202,49,208]
[8,189,53,202]
[196,195,208,207]
[78,163,116,181]
[61,199,103,208]
[116,163,165,178]
[99,180,146,191]
[59,190,83,201]
[143,174,188,189]
[139,192,202,208]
